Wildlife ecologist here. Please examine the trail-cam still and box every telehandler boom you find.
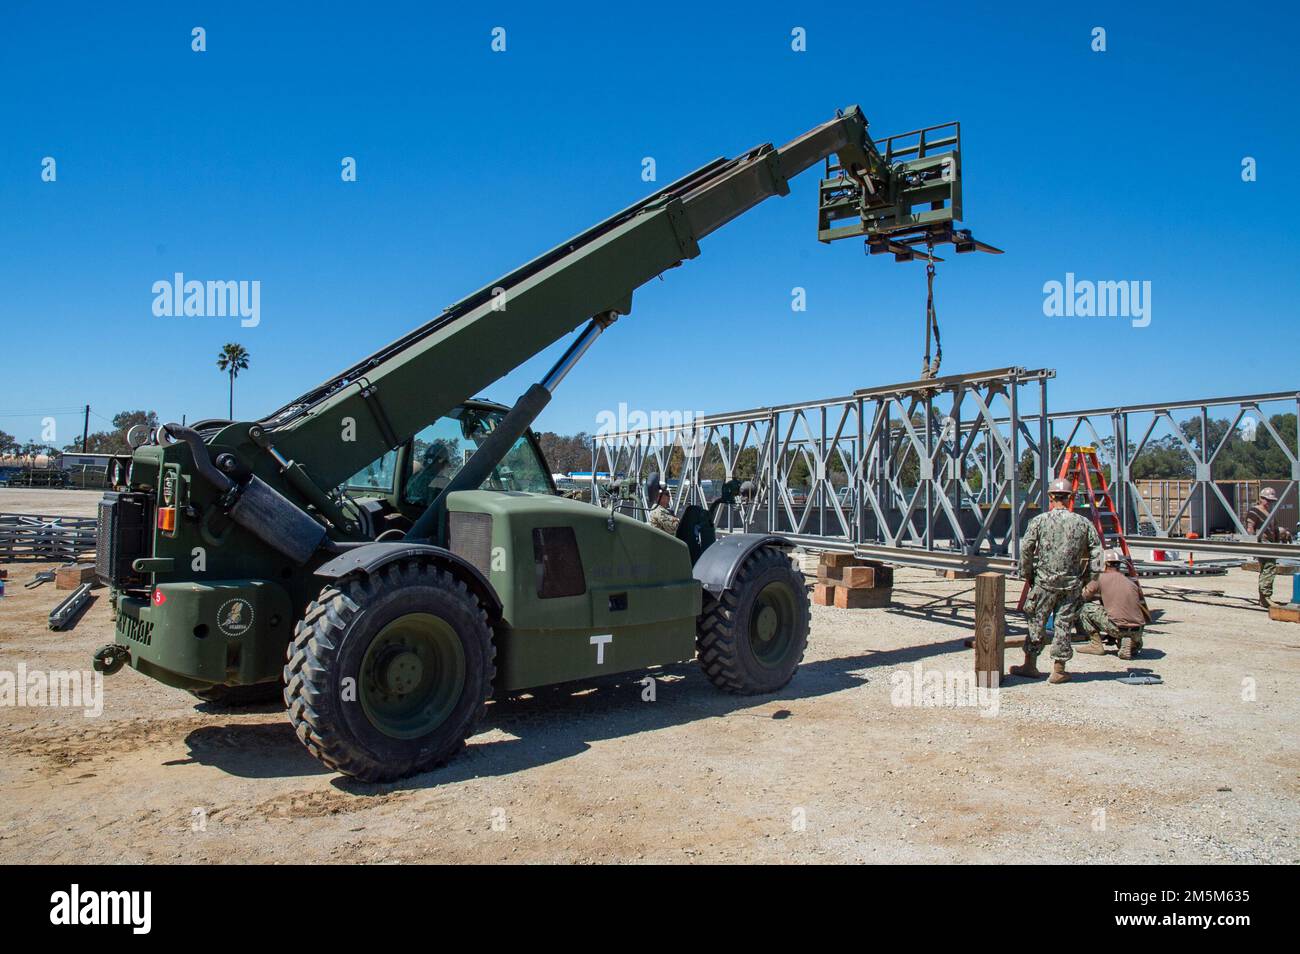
[94,105,992,780]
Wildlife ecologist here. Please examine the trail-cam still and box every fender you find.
[692,533,794,596]
[315,542,503,621]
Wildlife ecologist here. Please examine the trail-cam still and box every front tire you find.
[283,562,495,782]
[696,545,809,694]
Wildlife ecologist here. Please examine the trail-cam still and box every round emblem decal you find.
[217,598,254,637]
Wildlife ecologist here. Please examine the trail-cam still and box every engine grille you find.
[96,492,150,588]
[448,511,493,577]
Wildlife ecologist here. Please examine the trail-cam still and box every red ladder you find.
[1057,445,1139,580]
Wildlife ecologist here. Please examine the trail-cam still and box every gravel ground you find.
[1,486,1296,864]
[0,488,103,517]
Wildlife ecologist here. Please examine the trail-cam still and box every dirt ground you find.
[1,488,103,517]
[1,486,1297,864]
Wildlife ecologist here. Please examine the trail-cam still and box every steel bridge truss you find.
[589,368,1300,565]
[591,367,1054,562]
[1041,390,1300,560]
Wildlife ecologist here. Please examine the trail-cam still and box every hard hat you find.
[1104,548,1124,563]
[646,473,666,502]
[1260,487,1279,501]
[1048,478,1072,495]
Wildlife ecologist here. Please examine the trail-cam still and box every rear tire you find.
[283,562,495,782]
[696,545,809,694]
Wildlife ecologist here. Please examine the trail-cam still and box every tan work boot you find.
[1076,632,1106,655]
[1009,651,1043,679]
[1048,660,1070,684]
[1119,634,1143,660]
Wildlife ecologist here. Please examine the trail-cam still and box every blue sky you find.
[2,1,1296,447]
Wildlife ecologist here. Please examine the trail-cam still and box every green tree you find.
[1018,436,1066,488]
[1180,413,1296,479]
[68,410,160,455]
[17,441,56,463]
[535,431,593,474]
[1123,414,1297,480]
[216,343,250,419]
[1129,435,1194,479]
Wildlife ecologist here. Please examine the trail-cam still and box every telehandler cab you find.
[93,106,995,780]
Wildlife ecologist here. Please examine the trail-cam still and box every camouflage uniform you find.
[1257,559,1278,602]
[1079,601,1145,658]
[1019,508,1104,662]
[1245,501,1289,603]
[1076,600,1116,641]
[648,504,680,535]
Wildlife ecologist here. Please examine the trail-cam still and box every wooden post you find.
[974,572,1006,685]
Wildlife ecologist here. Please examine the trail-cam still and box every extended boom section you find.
[258,106,982,491]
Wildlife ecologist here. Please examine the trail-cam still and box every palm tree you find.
[216,343,250,420]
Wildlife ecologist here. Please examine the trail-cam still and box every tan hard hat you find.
[1104,548,1124,563]
[1260,487,1279,501]
[1048,478,1072,495]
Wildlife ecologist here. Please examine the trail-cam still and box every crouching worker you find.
[1078,549,1148,659]
[1011,478,1104,684]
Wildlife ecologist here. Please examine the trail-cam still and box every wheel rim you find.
[359,613,466,739]
[749,581,797,668]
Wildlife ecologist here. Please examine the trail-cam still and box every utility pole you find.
[82,405,89,452]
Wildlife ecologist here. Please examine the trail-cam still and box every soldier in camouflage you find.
[647,479,680,535]
[1245,487,1292,607]
[1010,477,1104,684]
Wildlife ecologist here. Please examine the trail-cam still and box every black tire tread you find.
[283,562,495,782]
[696,545,809,694]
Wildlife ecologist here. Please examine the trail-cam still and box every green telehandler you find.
[93,106,995,781]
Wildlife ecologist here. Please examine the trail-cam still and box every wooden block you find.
[1268,603,1300,623]
[834,586,891,609]
[812,583,837,606]
[859,561,894,587]
[840,565,877,589]
[817,566,844,583]
[55,564,96,590]
[820,552,858,569]
[974,572,1006,684]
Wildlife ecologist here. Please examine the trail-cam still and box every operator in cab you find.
[646,475,680,535]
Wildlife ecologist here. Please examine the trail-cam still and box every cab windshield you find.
[401,407,552,507]
[341,407,552,504]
